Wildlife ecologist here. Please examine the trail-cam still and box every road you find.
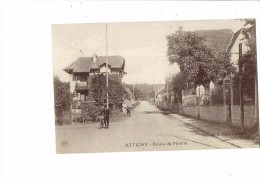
[56,101,241,153]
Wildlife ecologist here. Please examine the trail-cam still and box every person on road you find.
[122,101,127,117]
[126,106,131,117]
[98,107,105,129]
[104,107,110,129]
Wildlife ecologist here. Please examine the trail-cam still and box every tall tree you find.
[53,76,71,111]
[91,74,125,108]
[169,72,188,102]
[241,19,257,101]
[167,27,233,87]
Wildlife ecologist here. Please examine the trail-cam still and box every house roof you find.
[195,29,234,52]
[63,56,125,74]
[225,28,243,54]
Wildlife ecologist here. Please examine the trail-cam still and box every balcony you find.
[75,82,88,91]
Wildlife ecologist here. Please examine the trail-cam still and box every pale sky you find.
[52,19,244,84]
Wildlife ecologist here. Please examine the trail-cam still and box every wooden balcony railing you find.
[75,82,88,90]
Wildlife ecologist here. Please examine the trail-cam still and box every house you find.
[63,54,126,102]
[226,29,248,70]
[196,29,234,52]
[225,28,252,71]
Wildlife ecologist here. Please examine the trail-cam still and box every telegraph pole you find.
[239,43,245,132]
[154,79,156,104]
[166,76,169,96]
[106,24,109,109]
[133,83,135,100]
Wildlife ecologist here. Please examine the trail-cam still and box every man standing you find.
[104,107,110,129]
[98,107,105,129]
[126,106,131,117]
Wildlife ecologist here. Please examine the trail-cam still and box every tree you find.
[124,84,146,100]
[91,74,125,108]
[169,72,187,102]
[166,27,234,87]
[133,88,143,100]
[241,19,257,103]
[53,75,71,111]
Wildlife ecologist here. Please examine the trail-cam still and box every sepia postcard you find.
[52,19,259,154]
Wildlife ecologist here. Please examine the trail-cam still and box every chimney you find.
[93,53,97,63]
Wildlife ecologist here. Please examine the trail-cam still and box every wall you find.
[244,105,256,128]
[231,105,241,127]
[165,101,257,129]
[231,105,256,128]
[182,106,199,118]
[199,106,226,123]
[171,103,183,114]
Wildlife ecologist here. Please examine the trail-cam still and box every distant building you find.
[63,54,126,101]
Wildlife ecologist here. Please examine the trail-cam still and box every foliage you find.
[240,19,257,103]
[241,19,256,72]
[210,85,224,105]
[169,72,187,103]
[53,75,71,111]
[166,27,234,86]
[123,86,133,100]
[56,110,71,125]
[125,83,164,100]
[232,72,255,105]
[81,102,100,122]
[125,84,143,100]
[231,73,241,105]
[148,90,155,98]
[91,74,125,108]
[133,88,143,99]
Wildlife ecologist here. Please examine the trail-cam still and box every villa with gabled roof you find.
[63,54,126,101]
[196,29,234,52]
[225,28,253,71]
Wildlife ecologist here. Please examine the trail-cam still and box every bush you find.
[81,102,100,122]
[54,76,71,111]
[232,73,255,105]
[55,110,72,125]
[91,74,124,107]
[211,86,224,105]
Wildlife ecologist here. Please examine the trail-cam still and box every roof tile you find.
[64,56,125,73]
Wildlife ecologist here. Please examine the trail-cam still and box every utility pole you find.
[239,43,245,132]
[154,79,156,104]
[255,77,258,126]
[166,76,169,97]
[133,83,135,100]
[70,74,73,124]
[106,24,109,109]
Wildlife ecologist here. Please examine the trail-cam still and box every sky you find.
[52,19,245,84]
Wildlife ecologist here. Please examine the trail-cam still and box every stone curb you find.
[169,114,242,148]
